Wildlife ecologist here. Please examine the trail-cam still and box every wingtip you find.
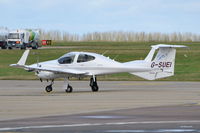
[17,49,30,65]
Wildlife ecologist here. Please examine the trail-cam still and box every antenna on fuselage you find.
[32,52,40,67]
[113,55,119,60]
[102,50,109,55]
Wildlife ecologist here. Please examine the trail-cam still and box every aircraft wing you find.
[26,66,88,75]
[10,64,88,75]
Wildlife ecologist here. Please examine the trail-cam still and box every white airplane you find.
[10,44,187,93]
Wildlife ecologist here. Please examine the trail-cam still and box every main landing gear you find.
[66,85,73,93]
[90,76,99,92]
[44,76,99,93]
[45,79,54,92]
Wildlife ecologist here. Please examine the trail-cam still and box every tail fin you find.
[131,44,187,80]
[10,50,30,68]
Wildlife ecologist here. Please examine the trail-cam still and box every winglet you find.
[17,50,30,65]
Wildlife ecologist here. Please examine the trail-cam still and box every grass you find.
[0,41,199,81]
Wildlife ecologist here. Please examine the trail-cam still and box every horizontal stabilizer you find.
[145,44,187,62]
[151,44,187,49]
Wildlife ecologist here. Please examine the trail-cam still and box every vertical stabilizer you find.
[131,44,187,80]
[144,46,156,62]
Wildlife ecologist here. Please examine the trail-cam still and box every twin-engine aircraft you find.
[10,44,187,93]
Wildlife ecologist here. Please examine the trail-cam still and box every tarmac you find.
[0,80,200,132]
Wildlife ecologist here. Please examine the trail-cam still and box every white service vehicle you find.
[7,29,40,49]
[10,44,187,93]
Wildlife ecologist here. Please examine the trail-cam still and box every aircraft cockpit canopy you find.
[77,54,95,63]
[58,52,96,64]
[58,53,75,64]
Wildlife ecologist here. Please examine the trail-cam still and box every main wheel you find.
[91,85,99,92]
[21,44,26,50]
[21,46,26,50]
[1,45,7,49]
[90,77,97,87]
[32,44,38,49]
[65,85,73,93]
[45,85,52,92]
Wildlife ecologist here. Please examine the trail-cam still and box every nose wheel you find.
[64,78,73,93]
[45,85,53,92]
[90,76,99,92]
[45,79,54,93]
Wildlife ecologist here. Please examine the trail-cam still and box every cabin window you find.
[77,54,95,63]
[58,54,75,64]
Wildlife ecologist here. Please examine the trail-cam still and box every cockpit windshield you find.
[58,53,75,64]
[8,33,19,39]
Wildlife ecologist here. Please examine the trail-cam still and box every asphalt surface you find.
[1,105,200,133]
[0,80,200,133]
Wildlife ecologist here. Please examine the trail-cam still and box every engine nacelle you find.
[36,71,56,79]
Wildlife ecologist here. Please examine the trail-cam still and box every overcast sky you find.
[0,0,199,34]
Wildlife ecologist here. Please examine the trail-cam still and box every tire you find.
[66,85,73,93]
[32,44,38,49]
[21,46,26,50]
[45,85,52,92]
[91,85,99,92]
[1,45,7,49]
[90,77,97,87]
[8,47,12,50]
[21,44,26,50]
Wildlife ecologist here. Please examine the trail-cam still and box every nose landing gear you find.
[45,79,54,92]
[45,85,52,92]
[64,78,73,93]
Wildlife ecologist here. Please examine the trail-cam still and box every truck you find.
[7,29,40,49]
[0,29,8,49]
